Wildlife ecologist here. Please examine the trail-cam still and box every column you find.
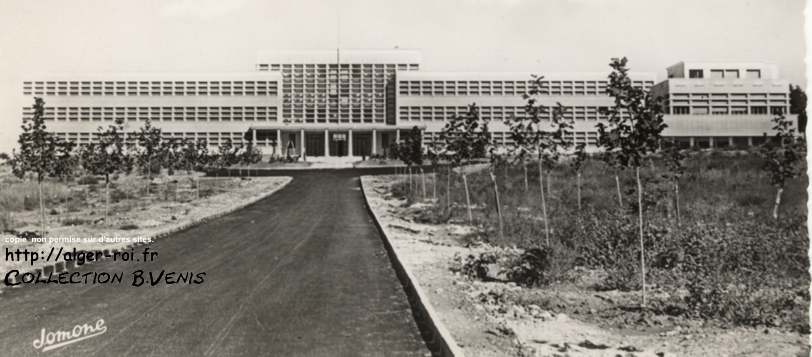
[252,128,257,143]
[728,136,734,147]
[747,136,753,147]
[689,137,695,148]
[324,129,330,156]
[348,129,354,156]
[420,128,426,151]
[708,136,714,148]
[395,129,400,143]
[372,129,377,155]
[300,129,306,158]
[276,129,281,157]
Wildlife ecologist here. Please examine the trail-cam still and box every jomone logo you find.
[32,319,107,352]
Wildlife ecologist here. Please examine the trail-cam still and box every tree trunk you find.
[523,158,529,193]
[38,179,45,237]
[446,165,451,209]
[105,179,110,221]
[146,159,151,195]
[420,168,426,200]
[432,170,437,201]
[636,166,646,308]
[462,172,473,225]
[674,181,681,225]
[196,177,200,200]
[408,167,413,195]
[615,173,623,208]
[538,160,550,246]
[489,168,504,241]
[772,186,783,220]
[577,171,582,210]
[503,162,508,189]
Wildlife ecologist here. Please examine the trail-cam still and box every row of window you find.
[52,131,249,146]
[25,106,279,122]
[398,80,653,96]
[399,106,611,122]
[422,130,599,146]
[22,81,278,96]
[257,63,420,72]
[670,106,785,115]
[687,69,762,79]
[280,107,386,123]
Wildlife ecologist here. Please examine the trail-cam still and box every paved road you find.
[0,169,431,356]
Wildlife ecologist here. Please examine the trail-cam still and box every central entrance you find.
[330,132,348,157]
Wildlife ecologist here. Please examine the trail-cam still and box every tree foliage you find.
[758,115,806,219]
[789,84,807,133]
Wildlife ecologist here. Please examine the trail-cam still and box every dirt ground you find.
[362,175,810,357]
[0,173,291,279]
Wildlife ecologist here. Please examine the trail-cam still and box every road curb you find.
[359,176,465,357]
[2,177,292,290]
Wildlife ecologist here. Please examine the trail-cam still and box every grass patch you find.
[396,151,809,331]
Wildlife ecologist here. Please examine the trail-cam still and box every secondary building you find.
[20,50,796,156]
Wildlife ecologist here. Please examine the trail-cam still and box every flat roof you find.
[22,72,282,81]
[397,71,657,82]
[256,49,422,65]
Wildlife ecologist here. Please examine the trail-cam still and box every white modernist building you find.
[20,51,796,157]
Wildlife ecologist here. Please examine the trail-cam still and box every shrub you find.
[119,223,139,230]
[110,188,128,203]
[453,252,498,281]
[62,217,88,226]
[504,247,552,287]
[77,175,99,185]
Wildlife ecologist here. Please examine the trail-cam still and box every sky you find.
[0,0,807,154]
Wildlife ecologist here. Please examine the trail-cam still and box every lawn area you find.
[0,164,291,278]
[374,149,809,355]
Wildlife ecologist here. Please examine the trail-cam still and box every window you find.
[672,106,690,115]
[710,70,724,79]
[771,106,785,115]
[731,107,748,115]
[724,70,739,79]
[712,106,729,115]
[689,69,703,79]
[750,106,767,114]
[692,106,709,115]
[746,69,762,79]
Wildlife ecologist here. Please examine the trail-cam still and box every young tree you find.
[598,150,625,208]
[403,126,426,199]
[571,143,587,210]
[596,57,667,308]
[505,114,533,194]
[441,104,490,225]
[661,141,686,225]
[83,118,133,220]
[487,142,507,241]
[135,118,163,194]
[509,80,574,246]
[426,140,445,201]
[215,139,239,177]
[9,98,76,235]
[759,114,806,220]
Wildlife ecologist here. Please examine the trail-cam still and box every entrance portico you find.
[246,125,424,158]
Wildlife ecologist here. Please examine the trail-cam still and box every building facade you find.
[20,50,796,157]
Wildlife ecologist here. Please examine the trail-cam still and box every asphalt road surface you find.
[0,169,431,356]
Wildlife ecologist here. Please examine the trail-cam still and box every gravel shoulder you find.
[362,174,809,357]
